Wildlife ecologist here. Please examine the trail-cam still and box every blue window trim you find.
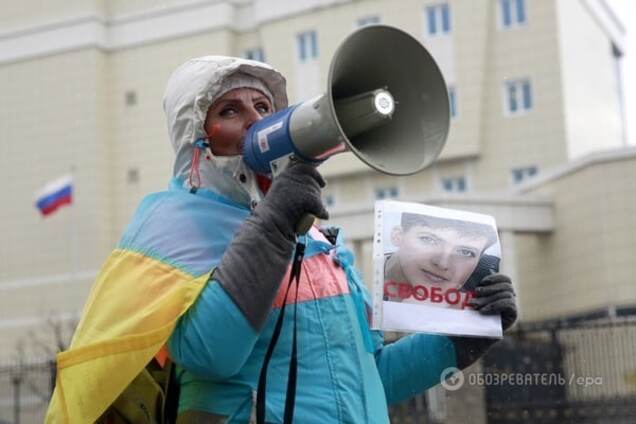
[505,79,532,115]
[375,186,399,200]
[500,0,526,28]
[441,4,451,33]
[501,0,512,27]
[310,31,318,58]
[508,83,518,112]
[516,0,526,23]
[441,176,467,192]
[297,30,318,62]
[357,15,380,27]
[427,7,437,35]
[522,81,532,109]
[511,166,538,184]
[449,86,457,118]
[425,4,452,36]
[244,48,265,62]
[297,33,306,62]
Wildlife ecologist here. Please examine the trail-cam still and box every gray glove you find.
[451,273,517,369]
[215,161,329,330]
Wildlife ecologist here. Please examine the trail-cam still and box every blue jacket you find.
[165,180,457,423]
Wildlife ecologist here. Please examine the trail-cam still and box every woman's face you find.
[392,224,488,289]
[204,88,273,156]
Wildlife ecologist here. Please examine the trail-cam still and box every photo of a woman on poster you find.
[384,212,500,309]
[373,201,505,338]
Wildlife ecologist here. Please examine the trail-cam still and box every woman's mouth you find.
[419,269,449,283]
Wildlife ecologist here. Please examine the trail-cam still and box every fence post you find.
[12,374,21,424]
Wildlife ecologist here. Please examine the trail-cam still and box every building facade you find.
[0,0,630,365]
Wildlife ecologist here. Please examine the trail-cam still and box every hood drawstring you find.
[188,139,211,193]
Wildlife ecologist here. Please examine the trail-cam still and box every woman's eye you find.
[457,249,476,258]
[418,236,437,245]
[255,103,271,115]
[219,107,237,117]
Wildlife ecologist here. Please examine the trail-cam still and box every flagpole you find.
[69,165,77,282]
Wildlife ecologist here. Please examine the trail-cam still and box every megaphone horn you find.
[243,24,450,176]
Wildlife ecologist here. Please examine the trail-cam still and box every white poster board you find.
[371,200,503,338]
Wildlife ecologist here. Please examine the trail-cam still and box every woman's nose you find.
[245,107,264,129]
[432,252,451,271]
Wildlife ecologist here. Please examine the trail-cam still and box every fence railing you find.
[2,318,635,424]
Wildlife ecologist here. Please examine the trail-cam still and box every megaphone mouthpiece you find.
[334,88,395,139]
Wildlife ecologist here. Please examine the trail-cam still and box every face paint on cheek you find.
[207,122,244,156]
[206,123,221,140]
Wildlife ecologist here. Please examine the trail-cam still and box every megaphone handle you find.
[296,213,315,235]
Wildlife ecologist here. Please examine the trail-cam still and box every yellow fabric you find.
[46,249,210,424]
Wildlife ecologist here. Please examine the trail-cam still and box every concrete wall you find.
[516,151,636,321]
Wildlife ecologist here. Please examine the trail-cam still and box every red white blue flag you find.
[35,175,73,217]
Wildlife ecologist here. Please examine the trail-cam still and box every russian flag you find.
[35,175,73,217]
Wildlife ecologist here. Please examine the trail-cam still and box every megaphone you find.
[243,24,450,177]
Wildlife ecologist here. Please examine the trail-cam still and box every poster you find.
[371,200,503,338]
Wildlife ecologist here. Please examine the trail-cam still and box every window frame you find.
[424,3,452,36]
[244,47,265,62]
[440,175,468,193]
[448,85,458,119]
[374,186,400,200]
[503,78,533,116]
[297,30,318,63]
[499,0,527,29]
[511,165,538,185]
[357,15,380,27]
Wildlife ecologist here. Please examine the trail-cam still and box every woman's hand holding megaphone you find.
[258,160,329,238]
[215,160,329,329]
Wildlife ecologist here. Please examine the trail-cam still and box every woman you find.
[47,56,517,423]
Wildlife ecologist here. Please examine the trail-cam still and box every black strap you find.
[256,240,305,424]
[164,360,180,424]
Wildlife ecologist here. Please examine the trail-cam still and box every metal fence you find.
[483,318,636,424]
[389,317,636,424]
[2,318,635,423]
[0,360,54,424]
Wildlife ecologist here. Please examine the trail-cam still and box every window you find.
[441,176,467,192]
[324,194,335,207]
[357,15,380,27]
[448,86,457,119]
[375,186,399,200]
[500,0,526,28]
[297,30,318,62]
[127,168,139,184]
[425,4,451,36]
[125,90,137,106]
[244,48,265,62]
[511,166,537,184]
[505,79,532,115]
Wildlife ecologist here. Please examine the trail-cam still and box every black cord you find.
[256,241,305,424]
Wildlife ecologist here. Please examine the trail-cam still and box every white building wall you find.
[0,49,113,358]
[473,0,569,191]
[0,0,105,32]
[109,29,235,237]
[0,0,629,361]
[556,0,624,160]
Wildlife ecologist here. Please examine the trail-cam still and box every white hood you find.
[162,56,288,205]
